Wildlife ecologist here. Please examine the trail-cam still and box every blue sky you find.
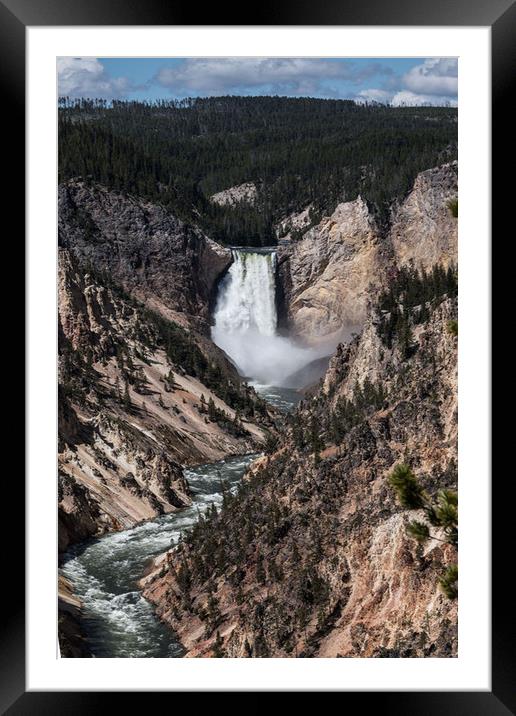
[57,57,458,107]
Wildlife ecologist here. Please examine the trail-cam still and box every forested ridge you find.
[59,96,457,246]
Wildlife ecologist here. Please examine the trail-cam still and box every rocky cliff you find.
[58,248,273,553]
[142,274,458,658]
[277,196,385,346]
[58,575,90,657]
[210,182,258,207]
[389,162,458,270]
[59,181,232,331]
[277,162,457,347]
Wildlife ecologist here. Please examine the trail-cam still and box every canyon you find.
[143,293,458,657]
[58,160,458,658]
[277,162,457,346]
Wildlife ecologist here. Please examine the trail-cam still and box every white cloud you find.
[359,60,458,107]
[57,57,133,99]
[391,90,457,107]
[156,58,388,96]
[356,88,393,104]
[401,58,458,98]
[56,56,458,107]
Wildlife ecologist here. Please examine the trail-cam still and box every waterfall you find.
[212,249,324,387]
[213,250,278,338]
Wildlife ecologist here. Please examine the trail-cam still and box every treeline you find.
[287,378,387,455]
[58,96,457,246]
[377,263,458,352]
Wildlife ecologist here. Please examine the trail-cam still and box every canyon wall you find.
[389,162,458,270]
[277,162,457,347]
[277,196,385,346]
[58,248,273,553]
[59,181,232,331]
[143,291,458,657]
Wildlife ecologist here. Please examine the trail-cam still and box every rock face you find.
[210,182,258,207]
[275,205,314,242]
[389,162,458,270]
[277,196,385,346]
[58,248,271,553]
[142,291,458,658]
[58,181,231,330]
[58,575,90,657]
[277,163,457,346]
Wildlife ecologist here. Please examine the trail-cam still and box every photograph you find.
[56,56,459,659]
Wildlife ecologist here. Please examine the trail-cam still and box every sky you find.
[57,57,458,107]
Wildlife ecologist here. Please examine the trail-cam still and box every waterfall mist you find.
[212,250,328,388]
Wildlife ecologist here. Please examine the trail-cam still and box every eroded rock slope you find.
[58,248,273,552]
[142,273,458,658]
[59,181,231,331]
[277,162,457,346]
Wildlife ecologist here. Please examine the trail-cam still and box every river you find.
[60,247,305,657]
[59,385,300,658]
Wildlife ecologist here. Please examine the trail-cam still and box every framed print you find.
[4,0,511,709]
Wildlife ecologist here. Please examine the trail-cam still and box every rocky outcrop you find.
[58,181,231,331]
[58,470,105,552]
[277,163,457,347]
[142,291,458,658]
[210,182,258,207]
[275,205,314,242]
[58,248,272,553]
[389,162,457,271]
[277,196,386,346]
[58,576,90,658]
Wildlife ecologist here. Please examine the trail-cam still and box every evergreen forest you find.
[59,96,457,246]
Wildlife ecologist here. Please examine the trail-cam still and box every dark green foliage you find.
[298,565,329,607]
[406,520,431,543]
[122,381,131,410]
[376,264,458,351]
[134,305,261,416]
[330,379,387,444]
[60,260,263,418]
[447,198,458,218]
[388,464,458,598]
[206,591,221,630]
[378,264,458,316]
[309,414,325,457]
[433,490,458,546]
[176,560,192,595]
[264,431,279,454]
[447,319,458,337]
[59,340,95,404]
[439,564,458,599]
[59,97,457,246]
[388,463,426,509]
[205,397,249,437]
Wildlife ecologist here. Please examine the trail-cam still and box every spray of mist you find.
[212,250,328,387]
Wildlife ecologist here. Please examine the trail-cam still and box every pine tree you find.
[439,564,458,599]
[208,397,217,421]
[388,463,458,598]
[123,381,131,409]
[388,463,426,509]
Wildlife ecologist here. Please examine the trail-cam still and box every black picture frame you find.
[5,0,510,710]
